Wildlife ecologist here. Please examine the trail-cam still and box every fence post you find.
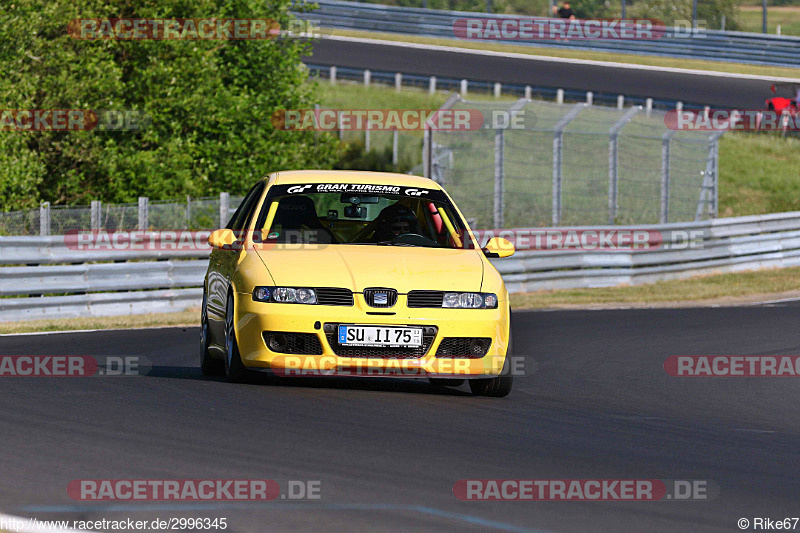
[494,82,501,98]
[39,202,50,237]
[586,91,593,105]
[551,104,586,226]
[392,129,399,167]
[330,66,337,86]
[138,197,149,230]
[694,132,724,220]
[525,85,532,99]
[395,72,402,92]
[608,106,641,224]
[645,98,653,116]
[660,131,676,224]
[557,89,564,104]
[91,200,101,231]
[429,76,436,95]
[363,69,371,87]
[219,192,229,228]
[460,79,468,97]
[617,95,624,109]
[494,128,505,228]
[425,93,460,182]
[186,195,191,230]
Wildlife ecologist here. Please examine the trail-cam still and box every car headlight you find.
[442,292,498,309]
[252,286,317,304]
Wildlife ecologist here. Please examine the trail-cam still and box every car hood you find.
[253,244,484,293]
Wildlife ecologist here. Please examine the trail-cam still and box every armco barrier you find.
[3,211,800,321]
[297,0,800,68]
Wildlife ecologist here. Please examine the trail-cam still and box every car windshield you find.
[252,183,476,249]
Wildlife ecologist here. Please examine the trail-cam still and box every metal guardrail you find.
[297,0,800,68]
[491,213,800,292]
[4,211,800,321]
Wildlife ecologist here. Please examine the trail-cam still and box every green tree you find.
[0,0,339,210]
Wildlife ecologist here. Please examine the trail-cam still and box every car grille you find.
[325,325,437,358]
[315,287,354,306]
[407,290,444,308]
[435,337,492,358]
[263,332,324,355]
[363,288,398,308]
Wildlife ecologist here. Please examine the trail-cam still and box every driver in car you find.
[372,203,421,242]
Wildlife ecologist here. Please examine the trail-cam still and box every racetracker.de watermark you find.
[68,480,322,501]
[666,109,800,132]
[0,109,151,131]
[0,356,148,377]
[453,479,717,501]
[64,230,213,252]
[473,228,707,251]
[665,356,800,377]
[68,18,280,40]
[272,108,536,131]
[272,109,484,131]
[270,354,529,378]
[453,18,665,40]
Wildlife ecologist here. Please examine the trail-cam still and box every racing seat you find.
[270,196,337,244]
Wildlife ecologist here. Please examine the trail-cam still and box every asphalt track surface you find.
[2,306,800,532]
[304,38,785,109]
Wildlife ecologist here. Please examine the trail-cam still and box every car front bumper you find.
[233,291,511,378]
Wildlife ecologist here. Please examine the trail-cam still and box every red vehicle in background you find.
[766,83,800,114]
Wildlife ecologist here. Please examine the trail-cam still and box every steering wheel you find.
[391,233,439,246]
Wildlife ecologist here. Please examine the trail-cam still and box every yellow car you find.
[200,170,516,396]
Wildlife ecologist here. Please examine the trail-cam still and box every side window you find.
[227,183,264,231]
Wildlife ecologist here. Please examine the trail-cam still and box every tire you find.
[224,292,249,383]
[469,329,513,398]
[200,291,223,376]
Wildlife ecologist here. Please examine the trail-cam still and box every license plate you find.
[338,325,422,347]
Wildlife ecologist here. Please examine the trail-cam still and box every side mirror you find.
[208,228,237,249]
[483,237,515,258]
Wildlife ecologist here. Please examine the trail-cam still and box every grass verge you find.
[320,29,800,79]
[718,132,800,217]
[739,6,800,36]
[511,267,800,309]
[0,309,199,335]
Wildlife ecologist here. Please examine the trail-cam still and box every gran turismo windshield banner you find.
[270,183,449,202]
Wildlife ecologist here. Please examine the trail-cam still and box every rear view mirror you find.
[344,205,367,219]
[483,237,515,258]
[208,228,237,249]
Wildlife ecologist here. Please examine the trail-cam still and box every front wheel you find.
[224,292,249,383]
[469,330,513,397]
[200,291,223,376]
